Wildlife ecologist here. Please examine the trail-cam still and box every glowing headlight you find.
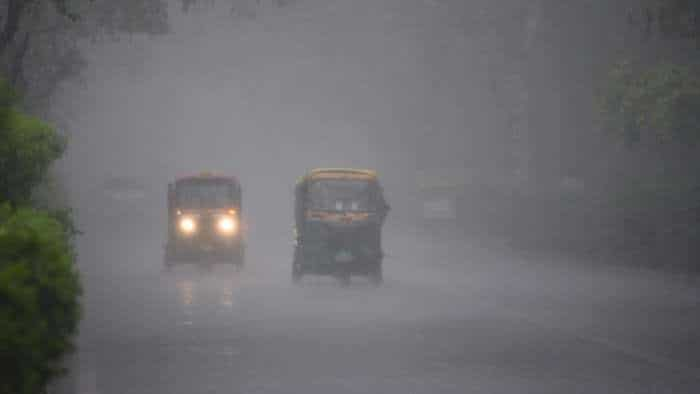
[179,216,196,234]
[217,216,237,234]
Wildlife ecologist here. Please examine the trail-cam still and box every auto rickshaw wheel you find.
[163,249,175,272]
[369,265,383,286]
[337,273,351,287]
[232,247,245,270]
[292,264,303,284]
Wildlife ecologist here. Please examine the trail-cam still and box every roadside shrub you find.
[0,205,82,394]
[0,105,66,206]
[598,61,700,146]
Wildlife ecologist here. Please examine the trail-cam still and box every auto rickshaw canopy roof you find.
[175,172,240,186]
[298,168,378,184]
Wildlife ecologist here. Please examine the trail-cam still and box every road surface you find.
[56,207,700,394]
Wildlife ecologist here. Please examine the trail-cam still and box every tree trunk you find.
[0,0,26,56]
[508,0,543,183]
[9,32,29,88]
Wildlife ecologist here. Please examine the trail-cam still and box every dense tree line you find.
[589,1,700,270]
[2,4,698,391]
[0,1,300,391]
[0,77,81,394]
[0,0,170,112]
[0,1,166,392]
[424,1,700,272]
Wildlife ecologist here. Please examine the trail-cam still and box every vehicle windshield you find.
[307,179,377,212]
[176,179,236,208]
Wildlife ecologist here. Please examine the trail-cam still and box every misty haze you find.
[1,1,700,393]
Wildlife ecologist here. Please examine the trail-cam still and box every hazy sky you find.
[53,0,514,225]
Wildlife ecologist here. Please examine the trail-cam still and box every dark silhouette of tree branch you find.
[0,0,28,56]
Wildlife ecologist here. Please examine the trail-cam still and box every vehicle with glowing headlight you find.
[293,168,389,285]
[164,173,244,269]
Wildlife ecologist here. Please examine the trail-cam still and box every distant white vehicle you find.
[99,175,153,219]
[107,188,146,201]
[416,168,469,223]
[422,196,457,220]
[103,176,147,200]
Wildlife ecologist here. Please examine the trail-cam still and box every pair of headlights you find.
[178,215,237,235]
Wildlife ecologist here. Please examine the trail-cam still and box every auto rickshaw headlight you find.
[217,216,237,235]
[179,216,196,234]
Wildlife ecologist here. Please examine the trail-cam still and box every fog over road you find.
[45,1,700,393]
[59,206,700,394]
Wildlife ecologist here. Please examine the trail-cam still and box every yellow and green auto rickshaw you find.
[293,168,389,285]
[164,173,244,269]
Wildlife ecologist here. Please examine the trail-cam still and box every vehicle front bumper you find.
[166,237,243,261]
[295,243,382,275]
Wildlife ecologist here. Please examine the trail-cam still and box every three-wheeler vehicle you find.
[164,173,244,269]
[292,168,389,285]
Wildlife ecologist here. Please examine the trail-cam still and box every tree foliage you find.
[0,0,85,57]
[0,78,80,394]
[0,79,66,205]
[599,61,700,145]
[179,0,295,16]
[0,0,170,109]
[83,0,169,38]
[0,0,297,108]
[0,205,81,394]
[629,0,700,43]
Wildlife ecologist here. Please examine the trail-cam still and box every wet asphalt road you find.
[63,209,700,394]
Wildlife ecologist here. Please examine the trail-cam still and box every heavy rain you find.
[1,1,699,393]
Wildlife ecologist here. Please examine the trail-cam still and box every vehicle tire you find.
[337,273,351,287]
[233,248,245,271]
[163,250,174,272]
[369,265,383,287]
[292,246,304,284]
[292,263,303,285]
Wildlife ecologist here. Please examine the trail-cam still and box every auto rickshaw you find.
[164,173,245,268]
[292,168,389,285]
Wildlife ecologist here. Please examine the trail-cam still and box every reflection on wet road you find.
[176,279,195,307]
[71,217,700,394]
[174,270,238,310]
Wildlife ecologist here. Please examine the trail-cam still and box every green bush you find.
[0,83,66,205]
[0,205,82,394]
[598,61,700,145]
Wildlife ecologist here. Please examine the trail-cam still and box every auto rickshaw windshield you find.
[176,179,237,208]
[307,179,377,212]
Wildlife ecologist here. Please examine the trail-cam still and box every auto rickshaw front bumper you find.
[295,242,382,275]
[166,237,243,262]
